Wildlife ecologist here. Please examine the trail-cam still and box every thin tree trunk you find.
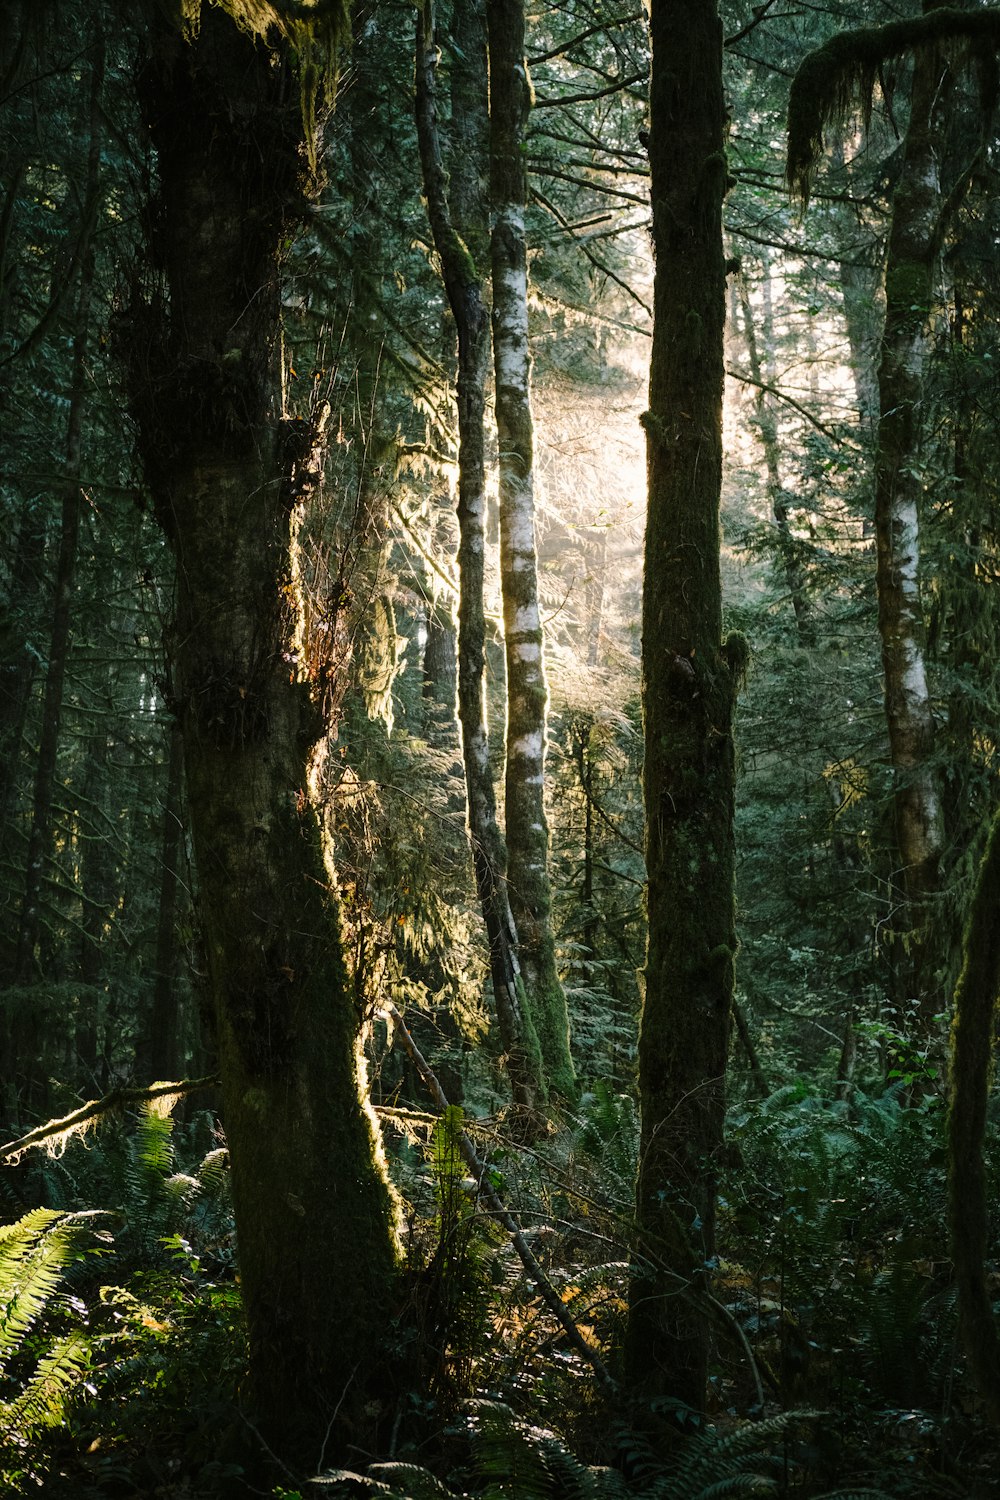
[0,510,46,863]
[625,0,738,1413]
[874,34,948,1023]
[4,46,104,1125]
[142,722,185,1083]
[13,45,103,989]
[736,260,811,638]
[127,13,400,1462]
[831,136,883,449]
[346,4,401,732]
[487,0,575,1101]
[414,0,543,1113]
[948,805,1000,1423]
[76,707,114,1082]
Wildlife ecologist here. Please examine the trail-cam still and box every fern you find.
[0,1208,102,1361]
[0,1209,103,1449]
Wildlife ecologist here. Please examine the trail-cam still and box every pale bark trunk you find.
[128,13,400,1463]
[736,260,811,638]
[625,0,737,1412]
[414,0,543,1112]
[487,0,575,1100]
[874,36,947,1017]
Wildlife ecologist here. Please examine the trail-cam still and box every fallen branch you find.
[384,1002,617,1396]
[0,1075,220,1164]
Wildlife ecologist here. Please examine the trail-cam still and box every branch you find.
[532,187,651,315]
[786,7,1000,201]
[385,1001,618,1396]
[725,366,846,442]
[0,1076,220,1163]
[528,12,644,67]
[533,71,647,110]
[725,0,781,49]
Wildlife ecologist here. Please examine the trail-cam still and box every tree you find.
[625,0,740,1411]
[787,6,1000,1034]
[122,5,400,1464]
[488,0,576,1102]
[415,0,545,1113]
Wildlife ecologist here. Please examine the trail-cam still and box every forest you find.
[3,0,1000,1495]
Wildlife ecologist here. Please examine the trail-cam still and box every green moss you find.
[787,8,1000,202]
[885,259,931,318]
[721,629,752,691]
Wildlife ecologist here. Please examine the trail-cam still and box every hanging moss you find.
[786,8,1000,202]
[160,0,350,171]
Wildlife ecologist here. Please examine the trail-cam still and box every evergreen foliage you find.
[4,0,1000,1491]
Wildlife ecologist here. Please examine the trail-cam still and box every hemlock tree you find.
[488,0,576,1102]
[122,4,400,1462]
[625,0,740,1410]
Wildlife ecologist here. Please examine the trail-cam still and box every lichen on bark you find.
[488,0,575,1101]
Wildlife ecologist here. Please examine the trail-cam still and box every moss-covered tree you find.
[123,5,401,1465]
[948,802,1000,1423]
[414,0,544,1112]
[624,0,739,1411]
[487,0,576,1102]
[786,5,1000,1031]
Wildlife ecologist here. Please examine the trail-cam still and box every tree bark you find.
[126,12,400,1462]
[735,258,811,639]
[414,0,544,1113]
[874,32,948,1023]
[487,0,576,1101]
[948,804,1000,1423]
[625,0,737,1413]
[142,722,185,1084]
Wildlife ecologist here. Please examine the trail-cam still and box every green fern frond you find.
[646,1411,815,1500]
[367,1461,462,1497]
[468,1400,563,1500]
[811,1491,895,1499]
[0,1208,103,1361]
[0,1328,91,1440]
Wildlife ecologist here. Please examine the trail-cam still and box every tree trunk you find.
[414,0,543,1113]
[625,0,737,1412]
[127,13,400,1462]
[736,258,811,639]
[142,722,185,1084]
[948,804,1000,1423]
[874,34,948,1025]
[487,0,575,1101]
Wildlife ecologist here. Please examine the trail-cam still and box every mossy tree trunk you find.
[127,12,400,1463]
[948,804,1000,1422]
[874,35,948,1027]
[624,0,737,1413]
[487,0,576,1102]
[414,0,544,1112]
